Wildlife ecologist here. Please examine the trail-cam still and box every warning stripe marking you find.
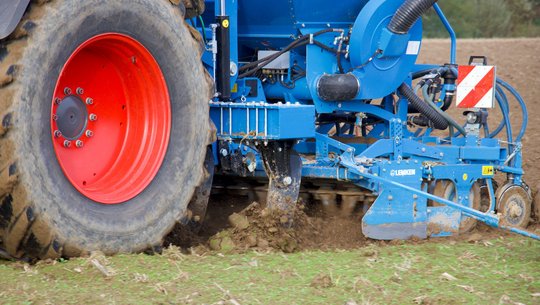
[456,66,495,108]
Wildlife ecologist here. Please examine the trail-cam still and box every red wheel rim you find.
[50,33,171,204]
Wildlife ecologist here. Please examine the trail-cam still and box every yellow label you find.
[462,173,468,181]
[482,166,494,176]
[232,83,238,93]
[222,19,230,28]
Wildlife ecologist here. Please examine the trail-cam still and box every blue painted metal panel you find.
[460,146,501,161]
[210,102,315,140]
[235,0,368,50]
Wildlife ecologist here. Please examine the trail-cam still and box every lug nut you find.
[76,140,84,148]
[76,87,84,95]
[86,97,94,105]
[52,114,58,121]
[54,98,61,105]
[63,140,71,148]
[54,130,62,138]
[85,130,94,137]
[64,87,72,95]
[89,114,97,121]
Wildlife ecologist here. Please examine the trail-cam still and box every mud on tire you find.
[0,0,213,259]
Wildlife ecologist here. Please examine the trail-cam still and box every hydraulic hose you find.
[497,78,528,143]
[488,85,510,138]
[239,28,338,78]
[388,0,438,34]
[399,83,448,130]
[412,69,433,80]
[421,85,466,135]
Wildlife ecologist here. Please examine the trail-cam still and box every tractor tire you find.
[0,0,213,259]
[183,147,215,233]
[170,0,206,19]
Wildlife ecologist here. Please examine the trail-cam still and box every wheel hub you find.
[55,95,88,140]
[497,184,532,228]
[508,200,523,218]
[50,33,171,204]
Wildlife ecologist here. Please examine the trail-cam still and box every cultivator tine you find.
[253,186,268,205]
[340,193,363,217]
[259,141,302,212]
[298,190,312,204]
[313,187,338,215]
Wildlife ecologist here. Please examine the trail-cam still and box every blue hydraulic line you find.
[497,78,528,142]
[488,85,511,138]
[488,98,507,137]
[433,3,456,65]
[495,89,513,144]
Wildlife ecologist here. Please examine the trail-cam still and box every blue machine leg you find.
[363,188,428,240]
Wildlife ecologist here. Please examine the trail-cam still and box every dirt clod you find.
[246,234,257,247]
[208,232,236,253]
[195,196,373,253]
[310,273,334,289]
[467,233,484,243]
[228,213,249,230]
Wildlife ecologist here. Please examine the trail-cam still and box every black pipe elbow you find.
[409,115,431,127]
[399,83,448,130]
[441,64,458,111]
[317,74,360,101]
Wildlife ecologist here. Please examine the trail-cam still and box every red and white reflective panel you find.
[456,65,496,108]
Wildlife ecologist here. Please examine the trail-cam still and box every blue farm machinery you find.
[0,0,537,259]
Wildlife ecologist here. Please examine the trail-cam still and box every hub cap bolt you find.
[86,97,94,105]
[85,130,94,137]
[54,130,62,138]
[76,140,84,148]
[76,87,84,95]
[52,114,58,121]
[89,114,97,121]
[54,98,61,105]
[63,140,71,148]
[64,87,72,95]
[283,176,292,186]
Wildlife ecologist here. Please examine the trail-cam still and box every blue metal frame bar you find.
[433,3,456,65]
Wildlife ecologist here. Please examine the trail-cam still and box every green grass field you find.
[1,236,539,305]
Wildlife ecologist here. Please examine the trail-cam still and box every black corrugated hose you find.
[399,83,449,130]
[389,0,446,129]
[388,0,438,34]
